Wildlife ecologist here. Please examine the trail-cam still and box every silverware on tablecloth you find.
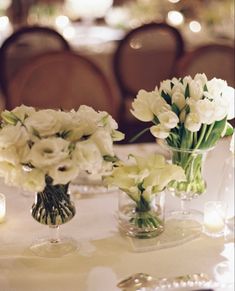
[117,272,213,290]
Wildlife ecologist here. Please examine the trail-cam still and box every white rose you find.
[73,140,103,174]
[28,138,69,168]
[158,111,179,129]
[90,128,114,156]
[185,113,202,132]
[150,124,170,139]
[0,123,28,148]
[172,91,186,110]
[25,109,62,137]
[48,158,79,185]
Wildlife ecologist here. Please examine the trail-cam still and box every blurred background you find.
[0,0,234,142]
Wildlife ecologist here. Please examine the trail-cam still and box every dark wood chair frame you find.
[0,25,70,103]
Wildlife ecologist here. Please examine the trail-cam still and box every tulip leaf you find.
[161,91,172,105]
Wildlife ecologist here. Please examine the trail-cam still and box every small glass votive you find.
[0,193,6,223]
[203,201,227,237]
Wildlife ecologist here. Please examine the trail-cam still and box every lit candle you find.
[203,201,226,237]
[0,193,6,223]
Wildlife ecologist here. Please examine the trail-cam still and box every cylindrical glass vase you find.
[118,190,165,239]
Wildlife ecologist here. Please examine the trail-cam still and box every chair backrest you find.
[175,44,235,86]
[113,22,185,100]
[6,51,117,118]
[0,25,70,97]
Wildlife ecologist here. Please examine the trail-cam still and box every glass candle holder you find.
[0,193,6,223]
[203,201,227,237]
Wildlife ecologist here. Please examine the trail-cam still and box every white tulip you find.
[221,86,235,120]
[28,138,69,168]
[131,89,159,122]
[194,73,208,87]
[185,113,202,132]
[150,124,170,139]
[195,99,216,124]
[158,111,179,129]
[172,91,186,110]
[189,80,204,100]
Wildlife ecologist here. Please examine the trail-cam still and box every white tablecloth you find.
[0,138,234,291]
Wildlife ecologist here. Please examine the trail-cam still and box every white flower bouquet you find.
[0,105,124,193]
[131,74,234,194]
[105,153,185,236]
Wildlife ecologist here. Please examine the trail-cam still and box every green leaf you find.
[129,127,151,143]
[161,91,172,105]
[103,155,119,163]
[171,103,180,116]
[185,83,190,98]
[224,122,234,136]
[199,118,227,149]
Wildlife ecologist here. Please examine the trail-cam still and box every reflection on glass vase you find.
[118,190,165,239]
[30,177,77,257]
[166,146,213,231]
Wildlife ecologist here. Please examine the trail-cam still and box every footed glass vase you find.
[30,178,77,257]
[118,191,165,239]
[166,146,212,229]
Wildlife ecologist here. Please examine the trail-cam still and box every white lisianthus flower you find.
[185,113,202,132]
[16,168,46,192]
[48,159,79,185]
[0,161,18,185]
[172,91,186,110]
[0,147,19,165]
[90,128,114,156]
[158,111,179,129]
[74,140,103,174]
[12,105,36,122]
[74,105,100,135]
[0,123,28,148]
[150,124,170,139]
[28,138,69,168]
[25,109,62,137]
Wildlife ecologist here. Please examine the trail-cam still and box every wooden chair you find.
[0,25,70,98]
[112,22,185,142]
[6,51,118,119]
[175,44,235,86]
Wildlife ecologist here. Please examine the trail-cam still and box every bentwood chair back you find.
[7,51,117,118]
[175,44,235,86]
[112,22,184,142]
[0,25,70,98]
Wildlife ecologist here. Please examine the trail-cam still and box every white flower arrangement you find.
[131,74,234,149]
[0,105,124,192]
[105,153,185,203]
